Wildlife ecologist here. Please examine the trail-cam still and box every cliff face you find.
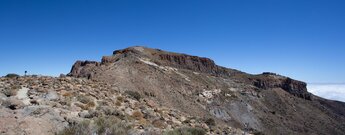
[68,46,345,135]
[68,61,100,78]
[253,75,312,100]
[100,47,231,76]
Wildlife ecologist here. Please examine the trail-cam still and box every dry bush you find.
[164,127,206,135]
[75,95,96,110]
[57,120,92,135]
[253,131,265,135]
[132,111,143,120]
[3,84,21,97]
[117,96,124,102]
[94,116,131,135]
[77,95,94,104]
[62,92,73,97]
[115,101,122,106]
[85,101,96,109]
[58,116,131,135]
[74,102,87,110]
[3,88,18,97]
[139,118,148,125]
[125,91,141,100]
[75,102,94,110]
[152,120,167,129]
[204,118,216,127]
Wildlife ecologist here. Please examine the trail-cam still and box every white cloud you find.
[307,84,345,102]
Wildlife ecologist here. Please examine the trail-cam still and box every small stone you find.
[180,116,187,122]
[146,100,156,108]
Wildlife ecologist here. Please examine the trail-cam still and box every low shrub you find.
[94,116,131,135]
[117,96,124,102]
[253,131,265,135]
[125,91,141,100]
[77,95,94,105]
[204,118,216,127]
[164,127,206,135]
[115,101,122,106]
[132,111,143,120]
[3,88,18,97]
[57,116,131,135]
[152,120,167,129]
[144,91,156,97]
[62,92,73,97]
[57,120,92,135]
[85,101,96,109]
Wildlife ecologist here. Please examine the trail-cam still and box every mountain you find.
[1,46,344,135]
[68,46,345,135]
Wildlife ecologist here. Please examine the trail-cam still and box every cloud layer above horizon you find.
[307,84,345,102]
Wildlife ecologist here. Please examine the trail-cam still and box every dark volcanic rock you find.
[68,60,100,79]
[253,74,312,100]
[156,54,229,76]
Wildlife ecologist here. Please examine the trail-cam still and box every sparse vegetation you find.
[117,96,124,102]
[62,92,73,97]
[57,120,92,135]
[57,116,131,135]
[144,91,156,97]
[3,85,20,97]
[253,131,265,135]
[76,95,96,109]
[204,118,216,127]
[115,101,122,106]
[75,101,96,110]
[85,101,96,109]
[138,118,148,125]
[125,91,141,100]
[94,116,131,135]
[3,88,18,97]
[164,127,206,135]
[77,95,94,104]
[152,119,167,129]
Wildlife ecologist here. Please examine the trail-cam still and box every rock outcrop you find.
[69,46,235,78]
[68,61,100,79]
[156,54,227,76]
[253,74,312,100]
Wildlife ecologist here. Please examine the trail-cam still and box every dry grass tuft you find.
[132,110,143,120]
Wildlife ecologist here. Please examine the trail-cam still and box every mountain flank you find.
[1,46,345,135]
[68,46,345,135]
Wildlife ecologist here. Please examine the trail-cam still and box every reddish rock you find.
[146,100,156,108]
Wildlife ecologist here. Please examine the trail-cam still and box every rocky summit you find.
[1,46,345,135]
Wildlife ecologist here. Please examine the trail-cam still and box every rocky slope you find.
[68,46,345,135]
[1,46,345,135]
[0,76,243,135]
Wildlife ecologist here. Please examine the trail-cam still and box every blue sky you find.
[1,0,345,84]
